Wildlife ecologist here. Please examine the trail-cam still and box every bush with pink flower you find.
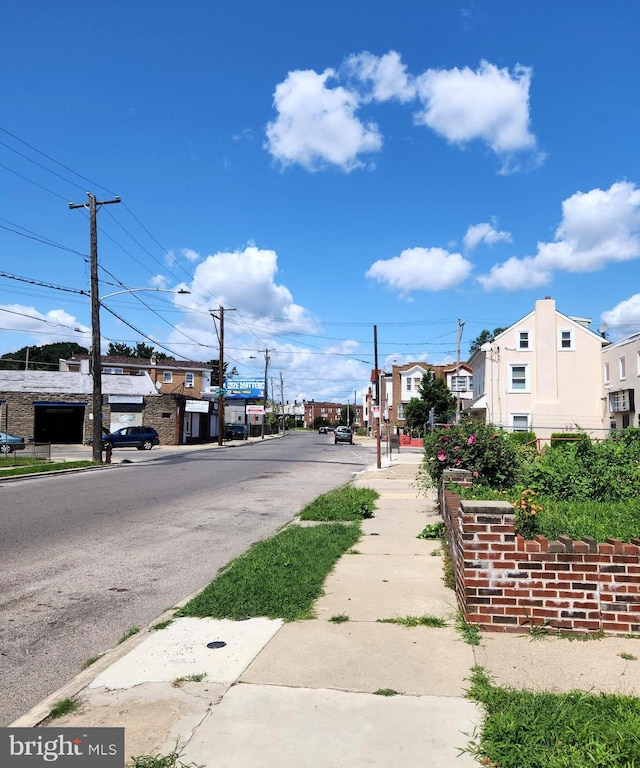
[422,419,519,489]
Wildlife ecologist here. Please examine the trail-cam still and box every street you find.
[0,431,375,725]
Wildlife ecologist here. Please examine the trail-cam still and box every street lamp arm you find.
[100,287,190,302]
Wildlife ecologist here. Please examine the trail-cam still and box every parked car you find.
[318,426,328,434]
[327,426,335,432]
[102,426,160,451]
[0,431,26,454]
[334,426,353,445]
[225,424,248,440]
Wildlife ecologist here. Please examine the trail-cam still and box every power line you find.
[0,270,86,295]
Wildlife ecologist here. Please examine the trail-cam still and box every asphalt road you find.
[0,431,375,725]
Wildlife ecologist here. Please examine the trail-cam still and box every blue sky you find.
[1,1,640,404]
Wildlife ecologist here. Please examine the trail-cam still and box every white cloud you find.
[265,68,382,171]
[366,246,473,296]
[0,304,91,347]
[479,181,640,290]
[463,221,512,252]
[149,274,169,288]
[414,60,540,168]
[181,248,200,262]
[601,294,640,332]
[345,50,415,103]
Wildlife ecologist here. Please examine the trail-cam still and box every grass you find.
[455,611,481,646]
[620,652,637,661]
[172,673,206,687]
[117,626,140,644]
[299,486,379,521]
[373,688,399,696]
[464,666,640,767]
[48,697,79,719]
[0,460,97,478]
[152,619,174,631]
[128,745,203,768]
[377,615,446,628]
[177,522,361,621]
[81,654,103,669]
[329,613,349,623]
[417,522,445,539]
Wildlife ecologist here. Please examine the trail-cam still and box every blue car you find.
[0,431,26,454]
[101,426,160,451]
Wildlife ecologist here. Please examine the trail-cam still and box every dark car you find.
[225,424,248,440]
[318,426,327,434]
[0,431,26,454]
[334,426,353,445]
[102,426,160,451]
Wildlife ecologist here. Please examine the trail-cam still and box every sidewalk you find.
[12,450,640,766]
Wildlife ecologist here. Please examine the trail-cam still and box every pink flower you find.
[491,434,499,439]
[454,458,461,466]
[436,450,447,462]
[454,445,460,451]
[467,435,476,446]
[473,471,479,478]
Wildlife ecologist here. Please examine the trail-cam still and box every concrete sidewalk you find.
[12,450,640,766]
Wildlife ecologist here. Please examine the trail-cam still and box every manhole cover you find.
[206,641,227,649]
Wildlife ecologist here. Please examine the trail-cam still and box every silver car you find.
[334,426,353,445]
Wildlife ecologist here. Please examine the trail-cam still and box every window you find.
[559,329,574,350]
[619,356,626,380]
[518,331,530,350]
[163,371,173,383]
[604,362,610,384]
[512,414,529,432]
[103,366,124,375]
[451,376,468,392]
[406,378,412,391]
[414,377,422,390]
[397,404,405,420]
[509,364,529,391]
[185,372,195,388]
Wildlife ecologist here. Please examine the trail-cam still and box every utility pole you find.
[279,371,285,433]
[69,192,120,462]
[210,306,235,446]
[455,318,465,423]
[374,324,381,469]
[261,348,275,439]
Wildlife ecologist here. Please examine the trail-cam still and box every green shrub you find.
[421,420,519,490]
[507,430,536,447]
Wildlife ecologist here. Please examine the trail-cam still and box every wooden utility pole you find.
[279,371,285,433]
[455,318,465,423]
[261,348,275,439]
[374,324,381,469]
[210,306,235,446]
[69,192,120,462]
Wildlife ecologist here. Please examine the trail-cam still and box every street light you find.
[89,287,191,462]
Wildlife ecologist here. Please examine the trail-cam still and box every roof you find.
[0,370,160,396]
[65,355,212,371]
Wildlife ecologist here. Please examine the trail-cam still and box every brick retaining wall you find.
[439,469,640,635]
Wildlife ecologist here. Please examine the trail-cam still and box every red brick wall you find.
[439,475,640,635]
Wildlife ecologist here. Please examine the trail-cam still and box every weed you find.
[620,652,637,661]
[430,547,442,556]
[172,673,206,687]
[560,628,606,642]
[49,697,79,719]
[441,544,455,591]
[377,615,446,628]
[347,548,361,555]
[152,619,174,631]
[81,654,103,670]
[417,522,445,539]
[118,626,140,644]
[455,612,481,646]
[329,613,349,624]
[520,610,552,639]
[373,688,399,696]
[127,743,203,768]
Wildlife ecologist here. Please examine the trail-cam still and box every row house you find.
[601,332,640,430]
[465,296,610,442]
[303,400,363,429]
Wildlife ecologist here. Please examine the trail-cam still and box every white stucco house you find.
[601,332,640,430]
[465,297,610,442]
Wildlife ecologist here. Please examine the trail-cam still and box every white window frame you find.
[509,363,530,392]
[185,372,195,388]
[619,356,626,381]
[558,329,574,350]
[511,413,530,432]
[163,371,173,383]
[451,375,468,392]
[517,330,531,350]
[405,377,412,392]
[604,362,610,385]
[103,366,124,375]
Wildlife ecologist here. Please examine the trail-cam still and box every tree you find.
[134,342,157,359]
[207,359,238,382]
[404,371,457,433]
[468,327,507,355]
[107,342,133,357]
[0,342,88,370]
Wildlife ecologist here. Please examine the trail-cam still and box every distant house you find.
[59,355,216,443]
[601,332,640,430]
[465,296,610,441]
